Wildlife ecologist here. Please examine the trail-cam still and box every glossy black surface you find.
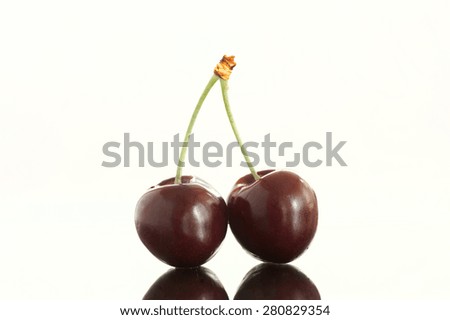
[234,263,321,300]
[143,267,229,300]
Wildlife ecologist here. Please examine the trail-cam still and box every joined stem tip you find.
[214,55,236,80]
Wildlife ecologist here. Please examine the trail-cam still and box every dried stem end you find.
[214,55,236,80]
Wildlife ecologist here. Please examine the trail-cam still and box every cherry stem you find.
[220,79,260,181]
[175,74,219,184]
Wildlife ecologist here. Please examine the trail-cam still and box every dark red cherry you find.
[143,267,229,300]
[228,170,318,263]
[135,176,228,268]
[234,263,320,300]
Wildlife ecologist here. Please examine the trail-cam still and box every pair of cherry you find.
[135,56,318,268]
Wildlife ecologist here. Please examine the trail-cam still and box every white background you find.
[0,0,449,299]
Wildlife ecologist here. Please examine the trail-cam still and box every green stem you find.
[175,74,219,184]
[220,79,260,181]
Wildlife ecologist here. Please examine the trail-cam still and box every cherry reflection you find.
[143,266,228,300]
[234,263,320,300]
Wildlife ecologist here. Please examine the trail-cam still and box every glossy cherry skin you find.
[143,267,229,300]
[228,170,318,263]
[135,176,228,268]
[234,263,320,300]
